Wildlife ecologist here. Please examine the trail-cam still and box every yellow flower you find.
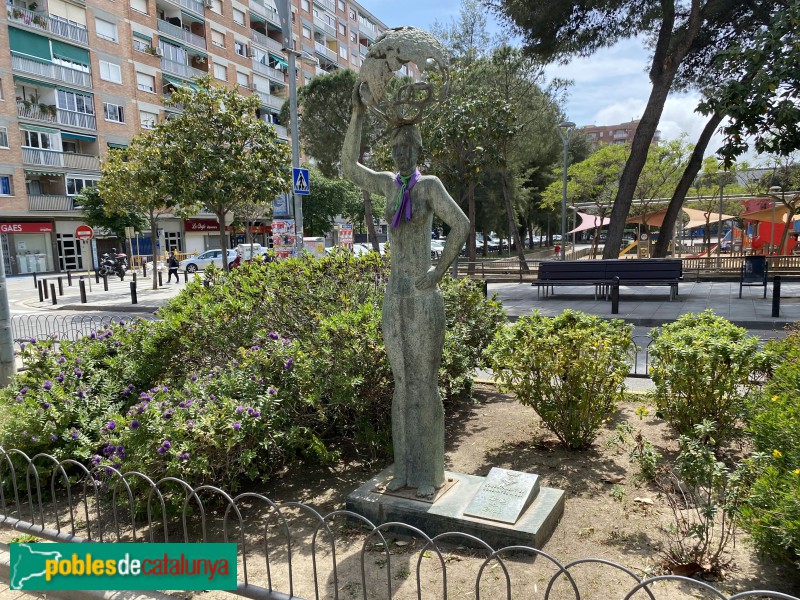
[794,469,800,476]
[771,395,779,402]
[773,449,783,458]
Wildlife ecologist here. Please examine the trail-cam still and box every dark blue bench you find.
[534,259,682,301]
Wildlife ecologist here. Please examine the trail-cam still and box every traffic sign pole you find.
[75,226,94,291]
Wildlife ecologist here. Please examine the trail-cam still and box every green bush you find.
[0,252,503,493]
[648,310,761,443]
[739,327,800,566]
[486,310,633,450]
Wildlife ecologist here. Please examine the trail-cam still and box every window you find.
[236,71,249,87]
[66,177,97,196]
[301,0,309,10]
[349,9,355,20]
[302,26,311,39]
[140,110,158,129]
[337,0,345,10]
[57,90,94,115]
[95,17,118,42]
[136,72,155,92]
[211,0,222,13]
[339,44,347,59]
[349,31,356,42]
[22,130,53,149]
[338,22,345,35]
[130,0,147,13]
[0,176,11,196]
[213,63,227,80]
[232,8,245,25]
[103,102,125,123]
[133,38,149,52]
[211,29,224,47]
[0,127,7,148]
[99,60,122,83]
[235,41,246,56]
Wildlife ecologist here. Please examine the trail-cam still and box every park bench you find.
[534,258,683,301]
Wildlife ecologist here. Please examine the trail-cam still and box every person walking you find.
[167,250,180,283]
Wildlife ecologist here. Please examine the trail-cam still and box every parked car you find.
[180,249,238,273]
[430,239,445,259]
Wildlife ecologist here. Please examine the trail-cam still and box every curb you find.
[1,542,174,600]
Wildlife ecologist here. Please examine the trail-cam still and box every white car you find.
[180,249,238,273]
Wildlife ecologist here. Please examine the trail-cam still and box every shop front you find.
[183,219,231,254]
[0,221,56,275]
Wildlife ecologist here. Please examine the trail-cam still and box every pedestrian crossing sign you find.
[293,168,310,195]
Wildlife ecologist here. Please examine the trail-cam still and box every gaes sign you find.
[75,225,94,241]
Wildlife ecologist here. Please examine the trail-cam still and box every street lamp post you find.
[769,185,782,255]
[716,172,725,268]
[557,121,575,261]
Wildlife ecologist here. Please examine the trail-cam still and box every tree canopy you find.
[79,186,147,250]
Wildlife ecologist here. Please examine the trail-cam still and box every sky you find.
[356,0,729,159]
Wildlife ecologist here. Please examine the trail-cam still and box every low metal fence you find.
[0,448,795,600]
[10,314,153,351]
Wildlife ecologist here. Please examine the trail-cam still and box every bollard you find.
[772,276,781,318]
[482,280,488,298]
[184,270,188,283]
[95,270,100,284]
[42,280,49,300]
[37,280,44,303]
[103,275,109,292]
[67,271,72,286]
[611,276,620,315]
[133,271,137,283]
[33,272,38,289]
[50,283,57,306]
[57,277,63,296]
[142,262,147,278]
[130,281,138,304]
[79,279,87,304]
[158,271,163,287]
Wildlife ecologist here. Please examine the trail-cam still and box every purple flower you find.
[112,462,121,469]
[122,390,131,396]
[70,430,79,440]
[161,440,171,449]
[162,386,169,392]
[233,422,241,431]
[187,419,195,430]
[180,452,190,461]
[150,387,159,393]
[235,405,244,414]
[15,396,23,403]
[178,401,186,409]
[157,447,165,455]
[41,401,50,409]
[232,360,239,367]
[190,375,198,382]
[106,420,116,431]
[77,391,85,399]
[31,436,39,443]
[268,387,276,395]
[103,445,114,456]
[29,337,37,344]
[57,357,66,364]
[252,410,261,418]
[130,420,139,429]
[247,407,255,416]
[209,394,215,400]
[20,386,29,395]
[43,380,52,391]
[128,384,135,390]
[90,332,96,339]
[283,358,294,370]
[56,373,64,383]
[119,320,125,326]
[140,393,151,401]
[50,434,58,442]
[269,331,279,340]
[73,369,83,378]
[91,455,102,465]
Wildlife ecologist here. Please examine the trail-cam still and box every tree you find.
[100,135,175,290]
[78,186,147,254]
[685,158,742,250]
[303,169,363,236]
[234,197,272,257]
[285,69,385,250]
[488,0,783,258]
[161,77,291,271]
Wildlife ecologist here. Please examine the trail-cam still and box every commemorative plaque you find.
[463,468,540,524]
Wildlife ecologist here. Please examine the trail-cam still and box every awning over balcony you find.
[13,75,57,89]
[181,10,204,23]
[51,40,90,66]
[9,27,51,61]
[24,170,62,177]
[250,11,267,23]
[270,53,288,68]
[133,31,152,41]
[61,131,96,142]
[163,74,200,90]
[21,124,60,134]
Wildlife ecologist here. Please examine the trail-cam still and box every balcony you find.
[161,0,204,17]
[22,148,100,171]
[157,19,207,50]
[313,41,337,62]
[6,6,89,45]
[28,195,77,211]
[273,124,287,139]
[313,0,335,12]
[250,30,285,54]
[12,55,92,88]
[254,88,283,110]
[252,60,285,83]
[160,57,206,80]
[17,102,97,130]
[248,0,280,26]
[314,16,336,37]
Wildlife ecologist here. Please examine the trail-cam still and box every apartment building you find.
[581,120,661,148]
[0,0,399,275]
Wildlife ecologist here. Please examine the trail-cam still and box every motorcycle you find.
[97,252,127,280]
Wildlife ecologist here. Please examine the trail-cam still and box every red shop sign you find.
[0,222,53,234]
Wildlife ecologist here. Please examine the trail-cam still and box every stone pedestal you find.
[345,466,564,549]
